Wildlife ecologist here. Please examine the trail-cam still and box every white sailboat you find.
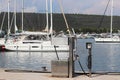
[4,31,69,52]
[4,0,69,52]
[0,0,10,50]
[95,0,120,43]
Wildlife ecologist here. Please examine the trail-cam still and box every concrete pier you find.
[0,68,120,80]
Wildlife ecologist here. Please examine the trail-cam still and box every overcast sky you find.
[0,0,120,16]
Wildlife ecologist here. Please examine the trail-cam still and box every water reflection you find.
[0,52,6,67]
[0,39,120,72]
[93,43,120,72]
[0,52,69,71]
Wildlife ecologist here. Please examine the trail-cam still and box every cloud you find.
[59,0,120,15]
[0,0,120,15]
[82,0,110,15]
[81,0,120,15]
[24,6,37,13]
[0,0,8,12]
[60,0,84,13]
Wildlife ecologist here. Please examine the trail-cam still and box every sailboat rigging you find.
[95,0,120,43]
[57,0,71,35]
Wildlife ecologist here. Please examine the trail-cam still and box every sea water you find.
[0,39,120,72]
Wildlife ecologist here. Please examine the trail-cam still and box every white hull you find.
[95,38,120,43]
[4,35,69,52]
[5,44,69,52]
[0,38,5,45]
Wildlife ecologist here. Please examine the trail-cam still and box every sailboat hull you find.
[95,37,120,43]
[5,44,69,52]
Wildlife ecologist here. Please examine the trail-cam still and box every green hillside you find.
[0,12,120,33]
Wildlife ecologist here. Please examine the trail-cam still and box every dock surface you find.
[0,68,120,80]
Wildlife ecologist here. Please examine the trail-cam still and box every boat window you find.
[32,46,39,48]
[14,46,19,48]
[23,42,41,44]
[24,35,49,41]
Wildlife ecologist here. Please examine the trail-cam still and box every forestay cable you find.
[57,0,71,35]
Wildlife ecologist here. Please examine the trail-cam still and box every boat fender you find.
[13,39,16,42]
[1,45,5,51]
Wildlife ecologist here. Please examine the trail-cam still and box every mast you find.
[110,0,113,38]
[45,0,49,39]
[0,0,1,14]
[49,0,53,36]
[21,0,24,33]
[45,0,49,33]
[7,0,10,35]
[14,0,17,33]
[0,0,5,33]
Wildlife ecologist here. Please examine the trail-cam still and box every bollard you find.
[68,37,75,78]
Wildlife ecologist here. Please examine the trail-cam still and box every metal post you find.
[86,42,92,77]
[88,48,92,77]
[68,37,74,78]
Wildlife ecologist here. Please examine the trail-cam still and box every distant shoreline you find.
[0,12,120,33]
